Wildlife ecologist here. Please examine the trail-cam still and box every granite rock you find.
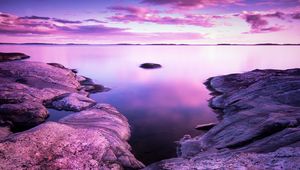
[0,58,144,169]
[145,68,300,170]
[51,93,96,111]
[0,104,144,169]
[0,61,80,129]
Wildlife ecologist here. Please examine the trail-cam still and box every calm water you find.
[1,45,300,164]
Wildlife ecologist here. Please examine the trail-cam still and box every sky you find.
[0,0,300,44]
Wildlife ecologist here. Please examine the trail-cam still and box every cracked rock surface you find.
[145,69,300,170]
[0,54,143,169]
[0,104,144,169]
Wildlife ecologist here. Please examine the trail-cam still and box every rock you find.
[140,63,162,69]
[48,63,78,73]
[47,62,68,69]
[0,126,11,138]
[195,122,217,131]
[0,104,144,169]
[0,61,80,130]
[51,93,96,112]
[0,100,48,129]
[79,77,111,93]
[145,147,300,170]
[0,52,30,62]
[0,58,143,169]
[0,60,109,130]
[145,68,300,169]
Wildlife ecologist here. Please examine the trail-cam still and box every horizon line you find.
[0,42,300,46]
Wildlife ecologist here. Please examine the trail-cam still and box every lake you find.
[0,45,299,164]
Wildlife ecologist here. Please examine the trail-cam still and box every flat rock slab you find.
[0,104,144,169]
[145,68,300,169]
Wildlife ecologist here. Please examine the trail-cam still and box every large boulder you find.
[0,61,80,129]
[145,68,300,169]
[0,104,144,169]
[0,58,144,169]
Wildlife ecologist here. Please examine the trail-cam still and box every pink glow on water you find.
[1,45,300,163]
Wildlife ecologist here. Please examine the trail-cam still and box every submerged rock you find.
[140,63,162,69]
[0,52,30,62]
[0,104,144,169]
[145,68,300,169]
[79,77,111,93]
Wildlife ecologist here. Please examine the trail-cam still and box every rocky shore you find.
[0,54,144,169]
[145,69,300,169]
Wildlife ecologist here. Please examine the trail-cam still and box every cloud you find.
[141,0,243,9]
[0,13,126,36]
[0,12,205,43]
[84,19,106,23]
[0,14,10,18]
[108,5,218,27]
[136,32,205,40]
[19,16,51,20]
[57,25,128,34]
[264,11,285,19]
[18,15,82,24]
[291,12,300,19]
[109,5,150,15]
[241,13,283,33]
[254,0,300,6]
[52,18,82,24]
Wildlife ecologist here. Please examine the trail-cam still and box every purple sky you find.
[0,0,300,44]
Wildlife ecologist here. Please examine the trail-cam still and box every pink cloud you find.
[0,13,127,36]
[292,12,300,19]
[108,5,218,27]
[141,0,243,9]
[0,12,205,43]
[264,11,285,19]
[108,5,151,15]
[135,32,205,40]
[240,12,285,33]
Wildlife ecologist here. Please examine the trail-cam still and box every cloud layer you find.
[0,13,127,36]
[142,0,243,9]
[108,5,222,27]
[0,0,300,43]
[0,12,206,43]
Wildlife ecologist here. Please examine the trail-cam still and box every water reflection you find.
[0,45,299,164]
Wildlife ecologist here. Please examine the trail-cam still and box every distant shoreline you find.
[0,42,300,46]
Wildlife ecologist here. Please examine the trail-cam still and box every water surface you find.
[1,45,299,164]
